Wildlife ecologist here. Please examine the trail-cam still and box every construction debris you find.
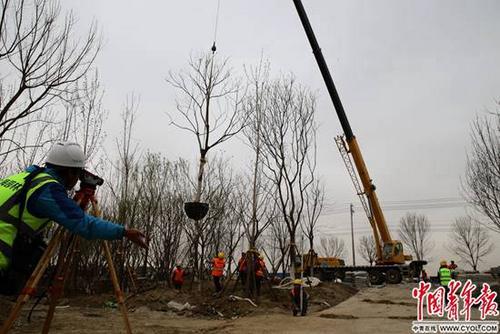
[166,301,195,312]
[228,295,258,307]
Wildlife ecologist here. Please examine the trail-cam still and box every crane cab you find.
[380,241,411,265]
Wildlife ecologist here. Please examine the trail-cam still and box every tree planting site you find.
[0,0,499,333]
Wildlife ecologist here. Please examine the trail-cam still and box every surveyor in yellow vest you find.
[438,260,452,304]
[0,141,147,295]
[438,260,452,286]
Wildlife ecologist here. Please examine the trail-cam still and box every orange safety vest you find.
[256,259,265,277]
[172,268,184,283]
[211,257,225,277]
[238,257,247,272]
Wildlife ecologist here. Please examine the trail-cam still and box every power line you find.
[324,196,464,207]
[315,219,494,236]
[322,197,469,215]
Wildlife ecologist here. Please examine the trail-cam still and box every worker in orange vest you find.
[211,252,225,293]
[237,252,247,286]
[171,264,185,291]
[255,254,266,296]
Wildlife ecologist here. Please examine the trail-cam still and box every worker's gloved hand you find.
[124,228,148,249]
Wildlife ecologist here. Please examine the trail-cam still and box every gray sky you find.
[64,0,500,271]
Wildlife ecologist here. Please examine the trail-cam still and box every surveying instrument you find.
[1,170,133,334]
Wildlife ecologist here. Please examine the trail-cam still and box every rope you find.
[273,276,321,289]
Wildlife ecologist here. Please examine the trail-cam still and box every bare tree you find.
[166,52,246,203]
[239,59,283,296]
[106,95,143,286]
[398,212,433,261]
[60,69,107,164]
[181,156,240,289]
[319,236,345,258]
[301,179,325,251]
[242,58,275,250]
[155,159,191,280]
[260,75,317,278]
[463,110,500,233]
[10,109,58,170]
[0,0,100,161]
[448,216,494,272]
[136,153,169,274]
[358,235,377,266]
[267,218,289,274]
[3,69,106,173]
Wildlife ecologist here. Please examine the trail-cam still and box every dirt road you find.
[216,284,418,334]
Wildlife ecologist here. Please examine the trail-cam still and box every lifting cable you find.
[211,0,221,53]
[205,0,222,147]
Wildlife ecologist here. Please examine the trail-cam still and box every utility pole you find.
[350,203,356,266]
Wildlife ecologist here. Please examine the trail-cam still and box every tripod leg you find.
[1,227,64,334]
[42,236,79,334]
[126,265,137,294]
[231,269,240,293]
[102,241,132,334]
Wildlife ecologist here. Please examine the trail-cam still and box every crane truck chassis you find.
[292,0,427,285]
[297,251,425,285]
[317,263,422,285]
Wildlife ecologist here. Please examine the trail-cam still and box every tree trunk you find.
[289,235,296,279]
[194,154,207,202]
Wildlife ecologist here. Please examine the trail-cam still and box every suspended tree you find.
[167,51,246,290]
[167,51,246,207]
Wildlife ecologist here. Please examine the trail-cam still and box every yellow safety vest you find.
[0,170,58,270]
[439,267,452,286]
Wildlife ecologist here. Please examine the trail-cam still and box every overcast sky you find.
[63,0,500,271]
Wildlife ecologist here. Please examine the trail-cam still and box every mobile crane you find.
[292,0,427,284]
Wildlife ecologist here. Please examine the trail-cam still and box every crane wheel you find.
[386,268,402,284]
[368,270,384,285]
[319,270,330,281]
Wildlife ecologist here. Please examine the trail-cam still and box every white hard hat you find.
[46,141,86,168]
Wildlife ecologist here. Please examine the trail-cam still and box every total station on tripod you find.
[80,169,104,188]
[74,169,104,211]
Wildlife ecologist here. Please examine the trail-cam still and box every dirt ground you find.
[1,280,356,333]
[1,281,498,334]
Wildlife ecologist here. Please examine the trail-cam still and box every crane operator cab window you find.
[382,243,393,260]
[394,242,403,255]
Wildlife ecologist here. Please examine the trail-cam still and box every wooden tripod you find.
[1,190,132,334]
